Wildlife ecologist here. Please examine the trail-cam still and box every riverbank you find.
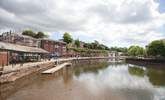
[126,57,165,64]
[0,57,110,84]
[1,61,165,100]
[0,61,54,84]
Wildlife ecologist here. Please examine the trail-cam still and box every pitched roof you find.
[40,38,67,44]
[0,42,49,53]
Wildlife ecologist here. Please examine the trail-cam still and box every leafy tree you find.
[147,40,165,57]
[83,41,109,50]
[35,32,48,38]
[135,47,144,56]
[98,44,110,50]
[75,39,80,48]
[128,46,137,56]
[94,40,99,48]
[98,44,106,50]
[91,43,97,49]
[22,30,36,37]
[128,46,144,56]
[110,47,128,53]
[84,43,92,49]
[22,30,48,39]
[63,32,73,44]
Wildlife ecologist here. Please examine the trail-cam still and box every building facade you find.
[0,51,8,67]
[0,31,39,47]
[0,42,48,68]
[40,39,67,57]
[0,32,48,69]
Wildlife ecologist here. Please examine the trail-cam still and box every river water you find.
[1,60,165,100]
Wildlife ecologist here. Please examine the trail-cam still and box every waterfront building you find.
[0,31,48,69]
[40,38,67,57]
[0,31,39,47]
[0,42,48,69]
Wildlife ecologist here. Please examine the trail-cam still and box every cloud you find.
[0,0,46,15]
[0,0,165,47]
[90,0,157,23]
[74,64,165,99]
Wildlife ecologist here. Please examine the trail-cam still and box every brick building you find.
[40,38,67,57]
[0,42,48,69]
[0,32,48,69]
[0,51,8,67]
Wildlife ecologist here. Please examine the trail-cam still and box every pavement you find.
[1,57,109,73]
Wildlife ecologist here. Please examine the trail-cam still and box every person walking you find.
[11,57,14,68]
[14,56,17,66]
[20,56,24,67]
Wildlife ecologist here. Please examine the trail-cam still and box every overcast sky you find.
[0,0,165,47]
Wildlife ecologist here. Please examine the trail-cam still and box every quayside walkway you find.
[1,57,109,74]
[0,57,109,83]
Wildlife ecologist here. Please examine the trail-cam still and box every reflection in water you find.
[0,61,165,100]
[74,63,165,100]
[74,61,109,76]
[62,67,73,85]
[147,68,165,86]
[128,65,165,86]
[128,66,145,77]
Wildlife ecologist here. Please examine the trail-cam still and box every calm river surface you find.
[1,60,165,100]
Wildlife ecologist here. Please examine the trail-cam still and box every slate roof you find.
[0,42,49,53]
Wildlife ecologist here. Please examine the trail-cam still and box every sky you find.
[0,0,165,47]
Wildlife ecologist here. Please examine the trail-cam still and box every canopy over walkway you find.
[0,42,48,54]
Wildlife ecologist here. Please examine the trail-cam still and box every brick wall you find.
[0,51,9,67]
[41,39,66,57]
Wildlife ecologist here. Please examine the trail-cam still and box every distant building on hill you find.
[0,31,39,47]
[109,51,128,58]
[79,41,85,48]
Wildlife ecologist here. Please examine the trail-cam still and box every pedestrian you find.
[11,57,14,68]
[13,56,17,66]
[11,56,16,68]
[20,56,24,67]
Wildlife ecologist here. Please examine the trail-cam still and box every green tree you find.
[35,32,48,38]
[22,30,36,37]
[94,40,99,48]
[110,47,128,53]
[128,46,137,56]
[63,32,73,44]
[75,39,80,48]
[22,30,48,39]
[84,43,92,49]
[135,47,144,56]
[128,46,144,56]
[147,40,165,57]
